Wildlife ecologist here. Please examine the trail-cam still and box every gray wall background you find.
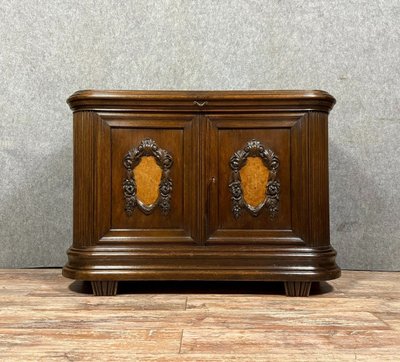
[0,0,399,270]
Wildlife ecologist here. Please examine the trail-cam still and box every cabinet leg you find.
[91,281,118,296]
[284,281,312,297]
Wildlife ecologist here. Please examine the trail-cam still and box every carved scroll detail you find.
[229,139,280,219]
[123,138,173,216]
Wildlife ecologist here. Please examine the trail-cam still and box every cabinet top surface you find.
[67,89,336,113]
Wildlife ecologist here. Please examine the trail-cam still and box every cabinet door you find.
[94,113,199,245]
[205,113,308,246]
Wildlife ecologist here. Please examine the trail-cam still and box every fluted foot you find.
[284,281,312,297]
[91,281,118,296]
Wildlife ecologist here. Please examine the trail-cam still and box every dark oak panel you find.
[111,128,184,229]
[73,111,98,248]
[308,112,330,247]
[94,113,198,244]
[205,114,308,246]
[217,127,291,229]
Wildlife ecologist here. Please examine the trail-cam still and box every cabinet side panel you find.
[290,115,309,242]
[308,112,330,246]
[95,117,111,241]
[73,111,96,247]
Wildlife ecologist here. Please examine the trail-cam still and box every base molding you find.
[64,245,340,296]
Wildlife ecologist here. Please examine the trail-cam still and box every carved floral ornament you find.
[123,138,173,216]
[229,139,280,219]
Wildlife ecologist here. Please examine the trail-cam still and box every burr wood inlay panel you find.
[123,138,173,216]
[229,139,280,219]
[134,156,163,206]
[240,156,270,208]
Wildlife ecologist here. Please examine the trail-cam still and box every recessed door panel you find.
[112,128,183,229]
[218,129,291,229]
[95,114,198,244]
[205,114,308,245]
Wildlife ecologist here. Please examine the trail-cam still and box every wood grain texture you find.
[308,111,330,247]
[239,156,269,208]
[72,111,98,248]
[67,89,336,113]
[284,281,312,296]
[97,113,197,244]
[91,281,118,296]
[0,269,399,360]
[134,156,163,206]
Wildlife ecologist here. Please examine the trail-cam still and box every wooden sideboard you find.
[62,90,340,296]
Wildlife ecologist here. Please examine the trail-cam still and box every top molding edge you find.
[67,90,336,113]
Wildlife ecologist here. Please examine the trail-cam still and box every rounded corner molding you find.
[66,90,336,113]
